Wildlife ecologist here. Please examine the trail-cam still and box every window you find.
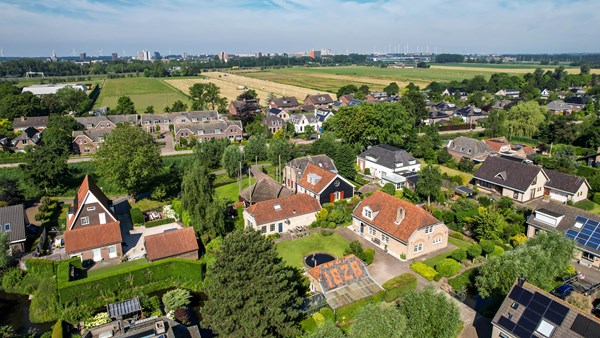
[261,226,267,234]
[433,236,442,245]
[4,223,10,232]
[87,206,96,211]
[513,191,519,199]
[381,234,389,243]
[81,216,89,225]
[424,226,434,234]
[535,319,555,337]
[532,176,537,185]
[369,227,376,236]
[582,252,596,261]
[364,209,372,218]
[413,243,423,253]
[108,245,117,258]
[247,220,254,228]
[270,224,275,232]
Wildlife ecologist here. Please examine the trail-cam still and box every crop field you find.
[166,71,332,103]
[94,77,192,113]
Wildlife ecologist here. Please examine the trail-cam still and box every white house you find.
[243,194,321,235]
[356,145,420,182]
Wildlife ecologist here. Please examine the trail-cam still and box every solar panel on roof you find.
[529,301,546,315]
[499,316,516,331]
[519,290,533,305]
[509,285,524,301]
[565,230,578,239]
[588,220,599,227]
[576,216,589,224]
[512,324,533,338]
[549,301,569,317]
[533,292,551,306]
[570,314,593,336]
[544,309,566,326]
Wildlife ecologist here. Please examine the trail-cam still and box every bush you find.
[510,234,527,247]
[301,317,317,333]
[381,183,396,195]
[448,268,477,292]
[449,232,463,240]
[363,248,375,265]
[320,229,334,236]
[382,273,418,302]
[344,240,367,263]
[435,258,462,278]
[450,249,467,262]
[51,320,63,338]
[466,244,482,260]
[593,193,600,205]
[1,268,25,293]
[320,307,334,322]
[490,245,505,257]
[480,240,495,256]
[145,218,176,228]
[478,196,492,207]
[162,288,192,312]
[410,262,437,281]
[312,312,325,327]
[433,273,442,282]
[266,233,281,240]
[83,312,110,329]
[25,259,57,277]
[30,278,61,323]
[130,208,144,225]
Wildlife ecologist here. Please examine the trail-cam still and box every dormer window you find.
[363,208,372,219]
[274,204,281,211]
[215,129,222,134]
[495,171,507,181]
[192,118,198,122]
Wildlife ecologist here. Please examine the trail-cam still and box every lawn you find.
[448,236,473,250]
[130,199,167,211]
[276,232,350,268]
[94,77,192,113]
[215,177,256,202]
[422,236,473,268]
[87,258,149,277]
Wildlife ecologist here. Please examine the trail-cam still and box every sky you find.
[0,0,599,57]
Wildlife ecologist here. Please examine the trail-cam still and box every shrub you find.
[312,312,325,327]
[130,208,144,225]
[51,320,63,338]
[162,288,192,312]
[480,240,495,256]
[510,233,528,247]
[449,232,463,240]
[382,273,418,302]
[448,268,477,292]
[363,168,371,175]
[593,193,600,205]
[490,245,505,257]
[25,259,56,277]
[410,262,437,281]
[301,317,317,333]
[145,218,176,228]
[344,240,367,263]
[30,279,61,323]
[320,307,334,322]
[266,233,281,240]
[83,312,110,329]
[566,293,591,311]
[433,273,442,282]
[466,244,482,260]
[478,196,492,207]
[435,258,462,278]
[381,183,396,195]
[450,249,467,262]
[363,248,375,265]
[1,268,25,293]
[141,295,162,313]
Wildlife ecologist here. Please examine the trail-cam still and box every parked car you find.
[551,284,574,300]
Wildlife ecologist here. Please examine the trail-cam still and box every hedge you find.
[130,208,144,225]
[382,273,418,302]
[363,248,375,265]
[57,258,204,308]
[144,218,176,228]
[410,262,437,281]
[336,291,386,323]
[435,258,462,278]
[25,258,57,277]
[448,268,478,292]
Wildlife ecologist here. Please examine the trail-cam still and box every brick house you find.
[263,115,284,134]
[64,176,123,262]
[139,111,220,133]
[243,194,321,235]
[75,114,138,130]
[228,99,261,117]
[297,162,355,205]
[350,191,448,260]
[11,127,42,151]
[284,155,337,192]
[144,227,199,262]
[174,120,243,144]
[72,129,111,154]
[447,136,490,162]
[304,94,334,109]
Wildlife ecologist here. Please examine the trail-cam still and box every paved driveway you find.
[122,222,182,260]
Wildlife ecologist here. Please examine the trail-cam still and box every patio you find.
[122,222,182,261]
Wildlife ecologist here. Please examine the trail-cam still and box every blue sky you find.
[0,0,598,57]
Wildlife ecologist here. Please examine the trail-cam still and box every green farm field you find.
[94,77,192,113]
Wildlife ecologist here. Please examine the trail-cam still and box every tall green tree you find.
[112,95,136,115]
[336,84,358,99]
[194,138,230,168]
[349,303,406,338]
[397,286,461,338]
[222,145,244,178]
[468,207,508,241]
[311,132,337,158]
[505,101,548,138]
[335,143,357,180]
[0,233,11,270]
[475,231,575,297]
[56,87,89,113]
[383,82,400,96]
[202,229,305,337]
[268,138,292,166]
[399,90,427,126]
[21,141,69,194]
[303,321,345,338]
[245,133,268,162]
[482,110,508,138]
[189,83,227,111]
[44,115,79,156]
[166,100,188,112]
[416,165,442,205]
[95,124,162,197]
[0,179,24,206]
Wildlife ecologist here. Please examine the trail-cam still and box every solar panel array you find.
[565,216,600,251]
[498,285,570,338]
[571,313,600,337]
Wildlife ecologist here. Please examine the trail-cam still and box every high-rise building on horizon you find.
[79,52,86,61]
[309,50,321,59]
[137,50,150,61]
[111,52,118,61]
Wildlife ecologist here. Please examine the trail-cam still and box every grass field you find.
[276,232,349,268]
[94,77,192,113]
[215,177,256,202]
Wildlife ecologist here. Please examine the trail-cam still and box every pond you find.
[304,253,335,268]
[0,290,54,336]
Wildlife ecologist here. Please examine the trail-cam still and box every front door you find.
[93,248,102,262]
[278,222,283,233]
[360,223,365,234]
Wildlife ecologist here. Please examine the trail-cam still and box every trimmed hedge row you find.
[57,258,204,308]
[410,262,437,281]
[145,218,176,228]
[25,258,57,277]
[382,273,418,302]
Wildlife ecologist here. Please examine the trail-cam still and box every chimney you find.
[395,207,405,225]
[518,276,526,287]
[21,116,25,122]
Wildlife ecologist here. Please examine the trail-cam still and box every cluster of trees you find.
[188,83,227,112]
[311,133,358,180]
[336,82,401,100]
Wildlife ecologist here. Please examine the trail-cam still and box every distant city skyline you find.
[1,0,599,57]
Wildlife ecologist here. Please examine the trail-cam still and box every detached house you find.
[527,201,600,269]
[12,116,48,132]
[289,113,320,134]
[357,145,420,183]
[64,176,123,262]
[284,155,337,192]
[263,115,284,134]
[269,97,301,111]
[442,87,467,100]
[447,136,489,162]
[228,99,261,117]
[72,129,111,154]
[243,194,321,235]
[351,191,448,260]
[473,156,548,203]
[0,204,28,253]
[297,162,355,205]
[304,94,334,109]
[11,127,42,151]
[267,107,290,121]
[543,169,590,204]
[494,88,520,99]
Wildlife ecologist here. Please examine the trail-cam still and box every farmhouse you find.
[144,227,199,262]
[0,204,28,253]
[350,191,448,260]
[296,162,354,205]
[357,145,420,181]
[527,201,600,269]
[64,176,123,262]
[243,194,321,235]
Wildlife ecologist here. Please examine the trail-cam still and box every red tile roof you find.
[245,194,321,225]
[484,137,511,153]
[353,191,440,243]
[298,162,337,193]
[307,254,369,292]
[67,175,112,229]
[144,227,199,262]
[64,222,122,253]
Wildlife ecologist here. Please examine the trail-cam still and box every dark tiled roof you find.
[358,144,417,170]
[286,155,337,176]
[353,191,440,243]
[306,94,334,105]
[144,227,199,262]
[271,97,300,108]
[245,194,321,225]
[72,129,112,142]
[175,120,242,135]
[12,116,48,129]
[544,169,588,194]
[474,156,543,192]
[0,204,27,244]
[239,178,294,203]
